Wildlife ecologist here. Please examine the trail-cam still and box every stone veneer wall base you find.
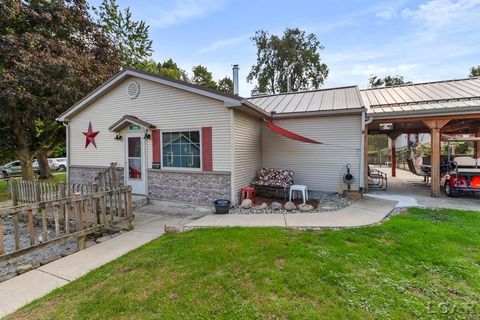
[148,170,231,205]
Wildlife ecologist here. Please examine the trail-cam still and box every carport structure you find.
[361,77,480,197]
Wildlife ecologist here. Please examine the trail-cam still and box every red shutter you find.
[202,127,212,171]
[152,129,161,168]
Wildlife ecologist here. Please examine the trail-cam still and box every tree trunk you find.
[37,150,53,179]
[13,124,36,181]
[17,147,35,180]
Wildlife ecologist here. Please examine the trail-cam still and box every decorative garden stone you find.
[164,225,181,233]
[271,201,283,210]
[241,199,253,209]
[258,202,268,210]
[298,204,314,212]
[284,201,296,211]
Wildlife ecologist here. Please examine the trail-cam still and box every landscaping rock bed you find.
[0,217,124,283]
[230,193,353,214]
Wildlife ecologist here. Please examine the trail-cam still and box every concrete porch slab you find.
[185,197,398,229]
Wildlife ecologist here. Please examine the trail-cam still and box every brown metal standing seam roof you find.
[246,85,364,114]
[361,77,480,115]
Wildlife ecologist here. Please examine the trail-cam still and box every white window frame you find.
[160,128,203,171]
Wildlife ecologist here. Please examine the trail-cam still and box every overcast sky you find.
[91,0,480,96]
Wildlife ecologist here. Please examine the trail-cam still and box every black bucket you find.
[214,199,231,214]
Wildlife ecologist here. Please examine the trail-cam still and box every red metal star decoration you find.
[83,122,100,148]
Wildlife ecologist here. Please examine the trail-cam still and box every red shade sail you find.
[265,120,322,144]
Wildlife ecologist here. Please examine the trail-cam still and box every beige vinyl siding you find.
[262,115,362,193]
[232,110,263,204]
[69,76,232,171]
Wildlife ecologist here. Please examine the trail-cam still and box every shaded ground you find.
[370,167,479,211]
[8,208,480,320]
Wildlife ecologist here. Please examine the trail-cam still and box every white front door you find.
[125,132,146,195]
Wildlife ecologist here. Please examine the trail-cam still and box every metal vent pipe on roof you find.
[232,64,239,95]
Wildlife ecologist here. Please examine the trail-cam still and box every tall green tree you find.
[158,59,189,81]
[97,0,152,68]
[217,76,234,94]
[470,65,480,77]
[0,0,120,179]
[368,75,411,88]
[247,28,329,94]
[191,65,218,90]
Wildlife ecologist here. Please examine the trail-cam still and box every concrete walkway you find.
[185,196,398,229]
[0,211,197,318]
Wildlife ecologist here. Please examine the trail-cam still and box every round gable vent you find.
[127,81,140,99]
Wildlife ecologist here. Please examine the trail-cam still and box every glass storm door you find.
[125,132,146,194]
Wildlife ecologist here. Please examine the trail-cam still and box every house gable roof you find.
[57,67,247,122]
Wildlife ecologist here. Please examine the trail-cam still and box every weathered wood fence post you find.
[9,178,18,206]
[34,180,41,203]
[110,162,117,188]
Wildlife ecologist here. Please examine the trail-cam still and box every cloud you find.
[401,0,480,41]
[148,0,225,28]
[198,34,250,54]
[376,9,396,20]
[351,63,422,76]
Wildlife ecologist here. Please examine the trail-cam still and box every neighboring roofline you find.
[360,76,480,92]
[109,115,156,132]
[367,105,480,120]
[272,107,365,119]
[247,85,359,99]
[57,67,244,121]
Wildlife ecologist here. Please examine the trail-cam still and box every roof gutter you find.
[272,107,365,119]
[228,100,271,119]
[367,105,480,120]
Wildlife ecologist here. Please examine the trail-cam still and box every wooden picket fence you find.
[9,179,101,205]
[0,186,133,260]
[9,163,120,205]
[95,162,120,189]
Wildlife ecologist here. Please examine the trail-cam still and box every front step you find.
[132,195,148,210]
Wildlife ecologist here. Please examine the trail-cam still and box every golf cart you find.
[442,137,480,197]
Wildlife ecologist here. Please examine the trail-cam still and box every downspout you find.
[63,122,70,184]
[359,112,373,192]
[229,109,236,205]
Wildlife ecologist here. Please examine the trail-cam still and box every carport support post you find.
[423,120,450,197]
[387,133,401,177]
[363,125,369,192]
[475,130,480,158]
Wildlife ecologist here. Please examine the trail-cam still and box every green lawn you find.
[0,173,66,202]
[8,208,480,319]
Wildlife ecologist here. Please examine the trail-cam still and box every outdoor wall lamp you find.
[144,132,151,140]
[114,133,122,141]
